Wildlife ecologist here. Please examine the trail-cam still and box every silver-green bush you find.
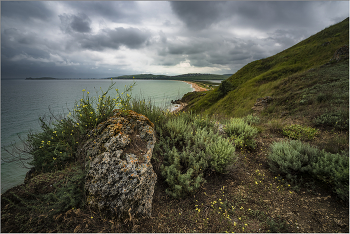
[224,118,259,148]
[268,140,349,200]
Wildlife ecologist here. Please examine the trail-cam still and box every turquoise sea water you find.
[1,79,193,193]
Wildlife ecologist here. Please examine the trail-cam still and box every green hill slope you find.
[186,18,349,120]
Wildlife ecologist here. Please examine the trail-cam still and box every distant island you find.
[110,73,231,81]
[25,77,103,80]
[25,73,232,81]
[25,77,56,80]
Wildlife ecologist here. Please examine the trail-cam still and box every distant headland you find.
[25,73,232,81]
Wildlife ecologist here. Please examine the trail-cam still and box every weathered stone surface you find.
[251,96,273,112]
[83,109,157,219]
[330,45,349,62]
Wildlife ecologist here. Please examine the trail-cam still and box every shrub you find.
[267,119,284,133]
[311,151,349,200]
[224,118,259,149]
[268,140,318,178]
[127,98,167,130]
[73,82,135,133]
[244,114,261,125]
[313,111,349,130]
[268,140,349,200]
[26,117,81,172]
[160,146,207,199]
[193,113,216,130]
[193,127,236,173]
[44,166,86,213]
[165,115,193,144]
[218,79,234,96]
[205,135,237,173]
[152,112,237,198]
[282,124,319,140]
[26,81,135,173]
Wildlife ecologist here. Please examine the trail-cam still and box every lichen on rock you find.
[83,109,157,219]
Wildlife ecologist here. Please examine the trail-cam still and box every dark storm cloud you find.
[79,27,151,51]
[171,1,321,32]
[168,1,349,71]
[59,13,92,34]
[1,28,50,60]
[70,14,92,33]
[170,1,225,30]
[157,36,259,68]
[1,1,348,78]
[1,59,102,79]
[1,1,53,21]
[60,1,141,23]
[168,43,207,55]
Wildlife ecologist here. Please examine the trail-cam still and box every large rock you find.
[83,109,157,219]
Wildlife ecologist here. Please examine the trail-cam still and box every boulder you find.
[83,109,157,219]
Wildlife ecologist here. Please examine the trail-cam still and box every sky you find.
[1,1,349,79]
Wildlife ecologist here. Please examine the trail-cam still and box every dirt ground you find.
[2,127,348,233]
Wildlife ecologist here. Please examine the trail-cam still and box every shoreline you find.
[181,81,209,92]
[171,81,208,113]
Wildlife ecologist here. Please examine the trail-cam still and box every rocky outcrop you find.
[251,96,273,112]
[330,45,349,62]
[83,109,157,219]
[24,167,36,184]
[171,99,182,105]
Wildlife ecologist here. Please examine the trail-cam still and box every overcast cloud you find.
[1,1,348,78]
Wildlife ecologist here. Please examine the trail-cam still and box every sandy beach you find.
[171,81,209,113]
[182,81,209,92]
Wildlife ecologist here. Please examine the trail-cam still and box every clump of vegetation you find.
[313,111,349,130]
[244,114,261,125]
[43,166,87,214]
[266,119,284,133]
[127,100,240,198]
[224,117,259,149]
[153,111,237,198]
[268,140,319,178]
[26,81,135,173]
[1,164,85,232]
[311,150,349,201]
[128,98,167,130]
[268,140,349,200]
[218,79,234,97]
[282,124,319,140]
[266,216,290,233]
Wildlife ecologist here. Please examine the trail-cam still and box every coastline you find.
[171,81,208,113]
[181,81,209,92]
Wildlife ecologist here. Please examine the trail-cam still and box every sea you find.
[1,78,194,193]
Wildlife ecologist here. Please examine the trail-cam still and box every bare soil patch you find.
[2,128,348,233]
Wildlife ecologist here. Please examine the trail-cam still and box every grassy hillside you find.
[186,18,349,119]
